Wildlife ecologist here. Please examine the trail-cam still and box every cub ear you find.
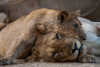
[59,10,71,22]
[74,10,80,16]
[36,23,47,34]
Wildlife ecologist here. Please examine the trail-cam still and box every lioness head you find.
[26,32,84,62]
[30,8,86,41]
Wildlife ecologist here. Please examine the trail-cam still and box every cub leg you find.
[25,55,39,62]
[0,34,36,65]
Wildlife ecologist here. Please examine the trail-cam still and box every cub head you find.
[33,8,86,41]
[57,10,86,41]
[30,32,85,62]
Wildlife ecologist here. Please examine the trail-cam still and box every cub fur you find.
[0,8,86,65]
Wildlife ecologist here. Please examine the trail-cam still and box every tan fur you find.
[0,22,6,30]
[0,8,86,65]
[25,32,96,63]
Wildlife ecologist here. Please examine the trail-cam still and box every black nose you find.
[83,37,86,40]
[82,34,87,40]
[72,42,78,53]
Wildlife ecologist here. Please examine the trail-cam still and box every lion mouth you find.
[64,43,83,62]
[72,42,79,53]
[72,40,83,58]
[76,43,83,59]
[71,42,83,61]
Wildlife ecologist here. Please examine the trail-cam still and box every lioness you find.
[0,8,86,65]
[25,32,96,63]
[79,17,100,57]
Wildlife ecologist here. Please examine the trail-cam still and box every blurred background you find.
[0,0,100,23]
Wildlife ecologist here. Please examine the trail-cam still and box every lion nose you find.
[82,36,86,40]
[80,34,86,40]
[81,32,87,40]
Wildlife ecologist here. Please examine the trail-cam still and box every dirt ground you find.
[1,62,100,67]
[0,57,100,67]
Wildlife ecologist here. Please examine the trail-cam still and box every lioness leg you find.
[78,45,97,63]
[0,34,36,65]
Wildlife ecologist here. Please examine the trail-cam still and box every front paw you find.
[80,55,96,63]
[0,58,14,65]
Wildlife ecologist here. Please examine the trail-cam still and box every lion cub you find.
[25,32,96,63]
[0,8,86,65]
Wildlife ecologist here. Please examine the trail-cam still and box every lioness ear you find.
[36,23,46,34]
[74,10,80,16]
[59,10,71,23]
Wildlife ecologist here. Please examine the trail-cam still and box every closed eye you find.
[56,34,61,40]
[52,51,58,58]
[74,24,79,30]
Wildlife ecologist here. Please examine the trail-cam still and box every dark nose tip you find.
[83,37,86,40]
[81,35,86,40]
[82,33,87,40]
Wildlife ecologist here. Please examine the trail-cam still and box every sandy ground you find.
[1,57,100,67]
[1,62,100,67]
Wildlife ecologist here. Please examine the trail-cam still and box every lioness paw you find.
[80,55,96,63]
[0,58,14,65]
